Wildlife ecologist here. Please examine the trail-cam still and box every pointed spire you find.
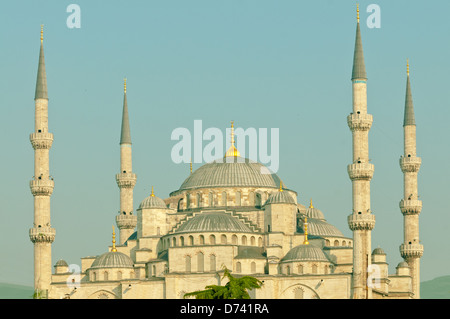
[279,181,283,192]
[190,158,193,174]
[111,226,117,252]
[351,5,367,80]
[309,198,314,209]
[225,121,241,157]
[151,186,155,197]
[35,25,48,100]
[120,78,132,144]
[404,59,416,126]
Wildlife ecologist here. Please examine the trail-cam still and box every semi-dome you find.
[174,211,254,234]
[304,218,345,237]
[264,191,296,205]
[90,251,134,269]
[138,193,167,210]
[175,157,285,192]
[281,244,329,263]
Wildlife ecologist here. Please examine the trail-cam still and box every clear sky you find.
[0,0,449,286]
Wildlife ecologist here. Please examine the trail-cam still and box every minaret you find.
[399,60,423,298]
[115,78,137,244]
[29,25,56,298]
[346,5,376,299]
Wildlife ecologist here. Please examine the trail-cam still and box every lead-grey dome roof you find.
[176,157,285,191]
[281,244,329,263]
[303,218,345,237]
[264,191,296,205]
[174,211,256,234]
[138,195,167,209]
[90,251,134,269]
[55,259,68,267]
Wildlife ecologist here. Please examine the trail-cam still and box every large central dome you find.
[177,157,284,191]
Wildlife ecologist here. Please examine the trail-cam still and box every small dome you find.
[372,247,386,255]
[265,191,296,205]
[138,195,167,209]
[55,259,68,267]
[304,218,345,237]
[174,212,254,234]
[305,206,325,220]
[90,251,134,269]
[397,261,409,268]
[281,244,329,263]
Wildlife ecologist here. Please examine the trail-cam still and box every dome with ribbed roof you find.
[372,247,386,255]
[55,259,68,267]
[174,211,255,234]
[175,157,285,192]
[304,218,345,237]
[281,244,329,263]
[138,194,167,210]
[90,251,134,269]
[265,191,296,205]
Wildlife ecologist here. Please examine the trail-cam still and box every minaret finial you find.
[357,3,360,23]
[151,186,155,197]
[112,226,117,252]
[279,181,283,192]
[309,198,314,209]
[407,59,410,76]
[190,158,193,174]
[40,24,43,43]
[124,77,127,93]
[303,217,309,245]
[225,121,240,157]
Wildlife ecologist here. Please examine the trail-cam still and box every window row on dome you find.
[324,239,353,247]
[162,233,264,249]
[89,269,137,282]
[281,263,334,275]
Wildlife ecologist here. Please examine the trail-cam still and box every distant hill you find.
[0,276,448,299]
[421,275,450,299]
[0,283,34,299]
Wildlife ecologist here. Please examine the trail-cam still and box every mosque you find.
[29,7,423,299]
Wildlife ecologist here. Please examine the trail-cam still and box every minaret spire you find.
[225,121,240,157]
[399,60,423,298]
[347,4,375,299]
[116,78,137,244]
[29,25,55,298]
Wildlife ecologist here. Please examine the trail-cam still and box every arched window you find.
[236,191,241,206]
[334,240,339,247]
[189,235,194,246]
[103,271,108,281]
[199,235,205,245]
[236,262,242,273]
[242,235,247,245]
[210,255,216,272]
[250,236,256,246]
[258,237,263,246]
[222,191,227,206]
[185,255,191,273]
[251,262,256,274]
[232,235,238,245]
[312,264,318,274]
[255,193,262,208]
[152,265,156,277]
[172,237,177,247]
[197,252,204,272]
[180,236,185,246]
[221,234,227,244]
[178,198,184,211]
[92,271,96,282]
[209,193,214,207]
[209,235,216,245]
[117,271,122,280]
[298,264,303,274]
[197,193,202,208]
[186,194,191,209]
[286,266,291,275]
[342,240,346,246]
[294,288,304,299]
[325,239,330,246]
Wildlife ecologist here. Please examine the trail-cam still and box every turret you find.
[116,78,137,244]
[347,5,375,299]
[29,25,55,299]
[399,60,423,298]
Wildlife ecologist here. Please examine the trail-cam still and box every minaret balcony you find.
[30,132,53,150]
[116,214,137,229]
[29,226,55,243]
[400,243,424,259]
[347,113,373,131]
[348,213,376,231]
[115,172,137,188]
[400,156,421,173]
[30,178,54,196]
[347,163,374,181]
[399,199,422,215]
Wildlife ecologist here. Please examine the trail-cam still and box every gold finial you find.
[407,59,410,76]
[151,186,155,197]
[112,226,117,252]
[303,217,309,245]
[356,3,360,23]
[40,25,44,43]
[279,181,283,192]
[309,198,314,209]
[124,78,127,93]
[190,158,193,174]
[225,121,241,157]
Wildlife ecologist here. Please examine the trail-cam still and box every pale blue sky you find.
[0,0,449,286]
